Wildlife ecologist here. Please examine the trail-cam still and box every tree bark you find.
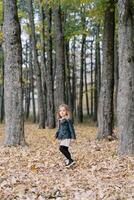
[78,7,86,122]
[28,0,45,128]
[45,7,55,128]
[24,41,30,120]
[29,35,36,123]
[114,36,119,125]
[118,0,134,155]
[77,34,86,122]
[84,49,90,117]
[53,4,65,109]
[3,0,26,146]
[97,1,115,139]
[90,40,94,117]
[65,40,72,111]
[0,45,4,122]
[94,25,101,122]
[72,36,77,116]
[39,4,47,126]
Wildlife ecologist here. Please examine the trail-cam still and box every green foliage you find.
[41,0,92,10]
[17,0,110,51]
[60,2,93,39]
[17,0,28,19]
[87,0,116,24]
[18,10,27,19]
[64,16,88,39]
[61,0,93,6]
[18,0,107,41]
[86,0,104,24]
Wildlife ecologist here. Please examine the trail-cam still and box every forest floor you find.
[0,123,134,200]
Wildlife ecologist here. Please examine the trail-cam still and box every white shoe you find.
[66,160,75,168]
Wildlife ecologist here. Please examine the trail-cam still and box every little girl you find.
[55,104,76,167]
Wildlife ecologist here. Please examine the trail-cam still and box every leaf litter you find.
[0,123,134,200]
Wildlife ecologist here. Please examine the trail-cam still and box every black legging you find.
[59,145,72,161]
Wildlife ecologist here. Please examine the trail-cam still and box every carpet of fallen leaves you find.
[0,123,134,200]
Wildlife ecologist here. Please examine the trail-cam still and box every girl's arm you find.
[55,130,59,139]
[68,119,76,139]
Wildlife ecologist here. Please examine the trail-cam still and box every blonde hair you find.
[56,104,71,120]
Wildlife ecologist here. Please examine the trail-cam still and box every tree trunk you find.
[117,0,134,155]
[65,40,72,111]
[72,37,77,116]
[29,35,36,123]
[0,45,4,122]
[28,0,45,128]
[39,4,47,126]
[97,1,115,139]
[114,36,119,126]
[53,4,65,109]
[24,41,30,120]
[78,7,86,122]
[94,25,101,122]
[90,40,94,117]
[84,50,90,117]
[78,34,86,122]
[45,7,55,128]
[3,0,26,146]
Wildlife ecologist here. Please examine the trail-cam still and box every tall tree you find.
[3,0,26,146]
[71,36,77,115]
[114,36,119,125]
[53,3,65,108]
[97,1,115,139]
[78,7,86,123]
[45,5,55,128]
[84,45,90,117]
[39,2,47,126]
[23,41,30,120]
[94,25,101,122]
[90,40,94,117]
[29,35,36,123]
[117,0,134,155]
[77,33,86,122]
[28,0,45,128]
[0,45,4,122]
[65,40,73,111]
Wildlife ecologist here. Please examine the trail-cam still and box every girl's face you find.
[59,106,67,118]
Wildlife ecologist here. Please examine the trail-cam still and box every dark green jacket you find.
[55,118,76,140]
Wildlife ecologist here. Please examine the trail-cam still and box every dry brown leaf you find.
[0,123,134,200]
